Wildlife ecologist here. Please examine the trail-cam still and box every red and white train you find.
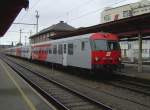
[5,32,122,71]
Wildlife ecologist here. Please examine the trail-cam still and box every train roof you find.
[32,32,119,46]
[32,33,92,46]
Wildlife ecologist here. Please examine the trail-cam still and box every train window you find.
[81,41,85,51]
[92,40,107,51]
[92,40,120,51]
[107,41,120,50]
[68,43,73,55]
[49,49,52,54]
[53,45,57,54]
[58,44,63,55]
[64,44,66,53]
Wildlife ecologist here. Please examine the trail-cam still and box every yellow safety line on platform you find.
[0,61,37,110]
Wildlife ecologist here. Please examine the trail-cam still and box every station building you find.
[30,21,76,44]
[101,0,150,62]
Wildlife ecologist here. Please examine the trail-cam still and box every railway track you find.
[2,54,150,109]
[0,55,113,110]
[105,74,150,96]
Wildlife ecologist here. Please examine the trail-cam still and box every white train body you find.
[5,32,121,71]
[32,34,92,69]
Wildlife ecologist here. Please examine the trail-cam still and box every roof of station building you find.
[30,21,76,39]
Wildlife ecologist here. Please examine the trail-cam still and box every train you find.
[4,32,122,72]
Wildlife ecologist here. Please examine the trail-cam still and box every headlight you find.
[119,57,122,61]
[95,57,99,61]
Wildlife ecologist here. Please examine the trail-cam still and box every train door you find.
[63,43,67,66]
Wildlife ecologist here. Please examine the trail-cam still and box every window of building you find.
[114,14,119,20]
[123,10,132,18]
[145,49,148,54]
[68,43,73,55]
[104,15,111,21]
[143,40,148,44]
[143,49,148,54]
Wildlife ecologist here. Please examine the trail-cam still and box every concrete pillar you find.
[138,32,142,72]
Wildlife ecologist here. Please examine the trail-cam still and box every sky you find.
[0,0,139,45]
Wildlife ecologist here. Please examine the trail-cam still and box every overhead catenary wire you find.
[19,0,42,22]
[68,0,129,22]
[55,0,97,20]
[8,0,42,37]
[40,0,130,28]
[8,0,131,36]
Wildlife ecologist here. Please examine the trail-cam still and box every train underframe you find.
[92,63,124,73]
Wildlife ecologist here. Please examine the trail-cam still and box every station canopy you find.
[0,0,29,37]
[50,13,150,40]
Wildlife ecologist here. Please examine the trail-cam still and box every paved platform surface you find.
[117,63,150,80]
[0,59,57,110]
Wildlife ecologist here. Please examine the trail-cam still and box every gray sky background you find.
[1,0,139,45]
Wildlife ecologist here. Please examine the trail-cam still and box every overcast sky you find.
[1,0,139,45]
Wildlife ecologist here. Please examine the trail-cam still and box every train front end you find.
[90,33,122,72]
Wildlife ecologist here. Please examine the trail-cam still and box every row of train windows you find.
[33,42,87,55]
[9,50,29,53]
[9,41,86,55]
[32,44,73,55]
[21,50,29,53]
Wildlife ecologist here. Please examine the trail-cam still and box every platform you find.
[0,59,57,110]
[117,63,150,81]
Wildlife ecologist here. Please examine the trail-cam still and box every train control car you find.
[31,32,122,71]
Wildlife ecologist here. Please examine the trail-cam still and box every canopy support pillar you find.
[138,32,142,72]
